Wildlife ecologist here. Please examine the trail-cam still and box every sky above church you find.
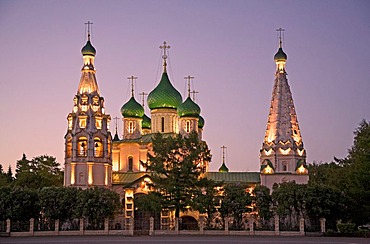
[0,0,369,173]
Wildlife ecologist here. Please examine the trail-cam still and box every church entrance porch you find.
[180,216,198,230]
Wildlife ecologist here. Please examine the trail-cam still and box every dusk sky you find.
[0,0,369,173]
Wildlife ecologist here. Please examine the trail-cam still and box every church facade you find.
[63,28,308,226]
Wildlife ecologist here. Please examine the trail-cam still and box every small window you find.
[66,137,72,158]
[128,121,134,133]
[185,120,191,133]
[128,157,133,172]
[161,117,165,132]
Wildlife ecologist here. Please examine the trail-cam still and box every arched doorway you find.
[181,216,198,230]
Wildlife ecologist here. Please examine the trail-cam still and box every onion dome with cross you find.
[147,41,183,110]
[121,76,144,118]
[177,75,201,118]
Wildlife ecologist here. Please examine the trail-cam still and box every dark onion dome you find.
[198,115,205,129]
[274,46,287,62]
[147,72,182,109]
[81,40,96,56]
[177,97,201,118]
[218,162,229,172]
[142,114,151,129]
[121,97,144,118]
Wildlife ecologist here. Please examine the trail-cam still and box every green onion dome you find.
[198,115,205,129]
[147,72,182,109]
[274,47,287,62]
[81,40,96,56]
[177,97,201,118]
[218,162,229,172]
[142,114,151,129]
[120,97,144,118]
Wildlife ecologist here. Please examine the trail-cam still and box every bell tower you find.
[64,22,112,188]
[260,29,308,189]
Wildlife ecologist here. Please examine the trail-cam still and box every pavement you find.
[0,235,369,244]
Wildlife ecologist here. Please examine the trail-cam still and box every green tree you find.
[15,154,63,189]
[0,187,12,220]
[39,187,79,221]
[219,183,252,230]
[8,187,40,220]
[75,187,121,229]
[192,178,222,228]
[345,120,370,225]
[253,185,272,220]
[141,132,212,218]
[134,191,163,216]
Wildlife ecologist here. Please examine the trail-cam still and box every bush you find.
[357,228,370,238]
[337,223,356,234]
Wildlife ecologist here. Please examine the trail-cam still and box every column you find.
[104,218,109,235]
[149,217,154,236]
[129,217,134,236]
[6,219,10,233]
[320,218,326,233]
[80,218,84,235]
[249,216,254,235]
[224,217,229,233]
[299,217,305,236]
[55,219,59,235]
[274,215,279,235]
[29,218,34,236]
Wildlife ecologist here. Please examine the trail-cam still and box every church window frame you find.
[94,137,103,157]
[66,137,72,158]
[128,121,135,134]
[128,156,133,172]
[77,137,88,157]
[161,117,165,132]
[185,120,191,133]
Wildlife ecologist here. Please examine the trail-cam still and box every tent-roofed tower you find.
[260,29,308,189]
[64,22,112,188]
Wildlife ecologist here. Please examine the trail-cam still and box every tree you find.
[192,178,222,228]
[39,187,79,221]
[8,187,40,221]
[345,120,370,225]
[219,183,252,230]
[141,132,212,218]
[253,185,272,220]
[75,187,121,229]
[15,154,63,189]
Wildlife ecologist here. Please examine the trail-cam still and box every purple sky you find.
[0,0,369,173]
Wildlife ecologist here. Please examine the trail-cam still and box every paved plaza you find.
[0,235,369,244]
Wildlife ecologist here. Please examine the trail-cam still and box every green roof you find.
[147,72,182,109]
[142,114,151,129]
[177,97,200,118]
[112,172,150,185]
[274,47,287,62]
[113,133,153,144]
[81,40,96,56]
[218,162,229,172]
[121,96,145,118]
[205,172,260,184]
[198,115,205,129]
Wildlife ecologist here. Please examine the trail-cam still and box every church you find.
[63,26,309,227]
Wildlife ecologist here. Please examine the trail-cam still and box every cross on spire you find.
[184,75,194,97]
[160,41,171,71]
[190,90,199,101]
[276,28,285,47]
[127,76,138,97]
[139,92,148,107]
[221,146,227,164]
[113,117,119,134]
[85,21,93,41]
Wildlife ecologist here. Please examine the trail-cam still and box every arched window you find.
[66,137,72,158]
[94,137,103,157]
[77,137,88,157]
[128,121,134,133]
[185,120,191,133]
[128,157,133,172]
[161,117,165,132]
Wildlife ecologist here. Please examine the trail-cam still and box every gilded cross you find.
[139,92,148,107]
[113,117,119,134]
[190,90,199,101]
[276,27,285,47]
[127,76,138,97]
[84,21,93,40]
[184,75,194,97]
[221,146,227,164]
